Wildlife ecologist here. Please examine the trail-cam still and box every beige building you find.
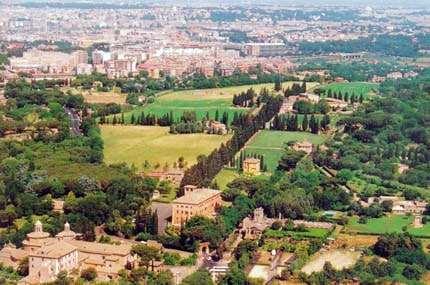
[146,169,185,186]
[171,185,221,228]
[243,157,261,175]
[0,221,136,284]
[292,140,314,155]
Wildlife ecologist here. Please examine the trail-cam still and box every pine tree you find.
[359,94,364,103]
[215,110,219,121]
[302,114,308,131]
[112,115,117,125]
[327,89,332,98]
[131,113,135,125]
[121,113,125,124]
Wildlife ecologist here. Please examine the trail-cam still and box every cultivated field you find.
[243,130,327,172]
[101,125,232,171]
[320,82,379,99]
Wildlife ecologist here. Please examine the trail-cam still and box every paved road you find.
[65,107,82,136]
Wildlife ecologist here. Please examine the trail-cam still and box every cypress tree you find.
[131,113,136,125]
[112,115,117,125]
[302,114,309,131]
[293,115,299,131]
[301,81,306,93]
[274,76,282,92]
[309,114,316,133]
[215,110,219,121]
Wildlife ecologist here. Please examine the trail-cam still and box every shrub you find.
[80,267,97,281]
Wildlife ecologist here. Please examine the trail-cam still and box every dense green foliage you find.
[0,80,159,247]
[313,70,430,191]
[299,35,426,57]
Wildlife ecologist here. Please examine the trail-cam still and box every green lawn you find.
[113,82,318,125]
[243,130,327,172]
[320,82,379,99]
[346,215,430,237]
[213,168,241,191]
[101,125,232,171]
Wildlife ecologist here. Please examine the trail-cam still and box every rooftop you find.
[30,241,77,259]
[173,188,220,205]
[67,240,131,256]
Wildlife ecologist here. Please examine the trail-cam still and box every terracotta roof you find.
[0,246,28,268]
[30,241,77,259]
[173,188,220,205]
[67,240,131,256]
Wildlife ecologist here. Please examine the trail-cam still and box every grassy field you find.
[213,168,241,191]
[321,82,379,99]
[101,125,232,171]
[62,87,127,104]
[116,82,318,124]
[243,130,327,172]
[346,215,430,237]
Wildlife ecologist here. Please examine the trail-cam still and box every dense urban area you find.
[0,1,429,284]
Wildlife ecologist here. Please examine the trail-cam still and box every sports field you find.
[346,215,430,237]
[321,82,379,99]
[101,125,232,171]
[243,130,327,172]
[117,82,317,124]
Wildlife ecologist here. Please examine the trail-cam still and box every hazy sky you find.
[18,0,430,7]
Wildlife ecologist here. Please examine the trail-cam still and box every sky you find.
[17,0,430,7]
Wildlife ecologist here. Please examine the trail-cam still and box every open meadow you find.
[213,168,241,190]
[101,125,232,171]
[346,215,430,238]
[116,82,318,124]
[243,130,328,172]
[62,87,127,104]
